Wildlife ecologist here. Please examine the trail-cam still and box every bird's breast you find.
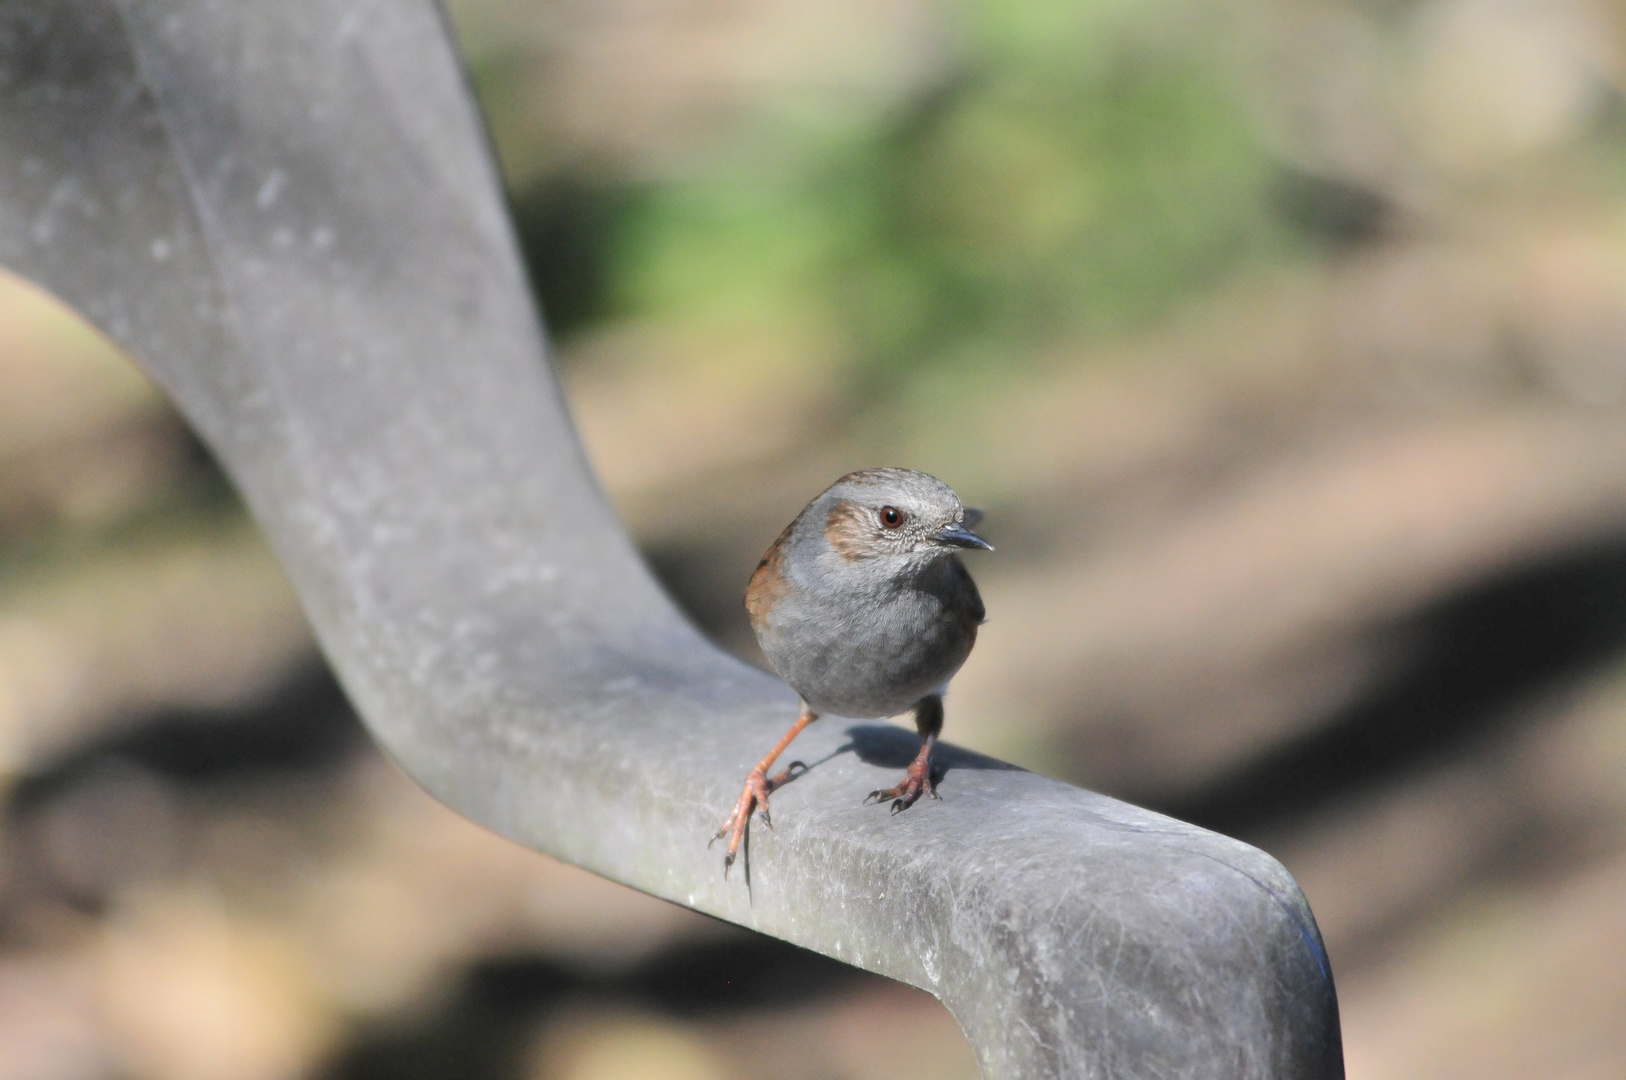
[753,555,981,718]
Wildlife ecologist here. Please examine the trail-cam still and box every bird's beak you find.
[934,521,993,551]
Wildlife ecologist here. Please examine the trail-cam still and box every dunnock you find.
[712,467,992,875]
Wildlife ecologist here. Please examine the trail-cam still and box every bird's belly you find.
[759,593,976,718]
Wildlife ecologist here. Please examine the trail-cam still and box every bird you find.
[711,467,992,876]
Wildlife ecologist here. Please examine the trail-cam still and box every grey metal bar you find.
[0,2,1342,1075]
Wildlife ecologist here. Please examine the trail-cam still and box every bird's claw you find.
[714,764,793,877]
[711,715,818,880]
[866,781,929,812]
[866,754,935,814]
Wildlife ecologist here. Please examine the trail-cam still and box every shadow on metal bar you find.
[0,2,1342,1076]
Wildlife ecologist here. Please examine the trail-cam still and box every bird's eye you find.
[880,506,904,529]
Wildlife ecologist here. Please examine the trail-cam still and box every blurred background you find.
[3,0,1626,1076]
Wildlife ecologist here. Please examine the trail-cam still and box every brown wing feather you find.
[744,519,795,632]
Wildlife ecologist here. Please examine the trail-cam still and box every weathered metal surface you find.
[0,2,1342,1075]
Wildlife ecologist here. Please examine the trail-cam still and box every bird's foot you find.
[865,747,937,814]
[709,761,805,877]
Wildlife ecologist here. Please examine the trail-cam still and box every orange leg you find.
[711,704,817,877]
[865,694,943,814]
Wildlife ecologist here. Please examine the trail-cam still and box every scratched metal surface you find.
[0,2,1342,1075]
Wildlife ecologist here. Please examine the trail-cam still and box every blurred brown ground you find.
[4,0,1626,1077]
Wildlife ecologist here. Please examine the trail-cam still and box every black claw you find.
[723,852,734,879]
[787,760,808,776]
[760,806,773,830]
[891,798,906,814]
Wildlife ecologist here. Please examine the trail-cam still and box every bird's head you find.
[815,467,992,563]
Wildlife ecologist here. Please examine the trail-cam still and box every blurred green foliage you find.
[506,0,1296,384]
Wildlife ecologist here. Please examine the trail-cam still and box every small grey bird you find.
[712,467,992,875]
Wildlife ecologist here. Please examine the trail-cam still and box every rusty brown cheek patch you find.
[824,502,874,561]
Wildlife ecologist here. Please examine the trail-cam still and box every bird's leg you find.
[711,703,817,876]
[866,694,943,814]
